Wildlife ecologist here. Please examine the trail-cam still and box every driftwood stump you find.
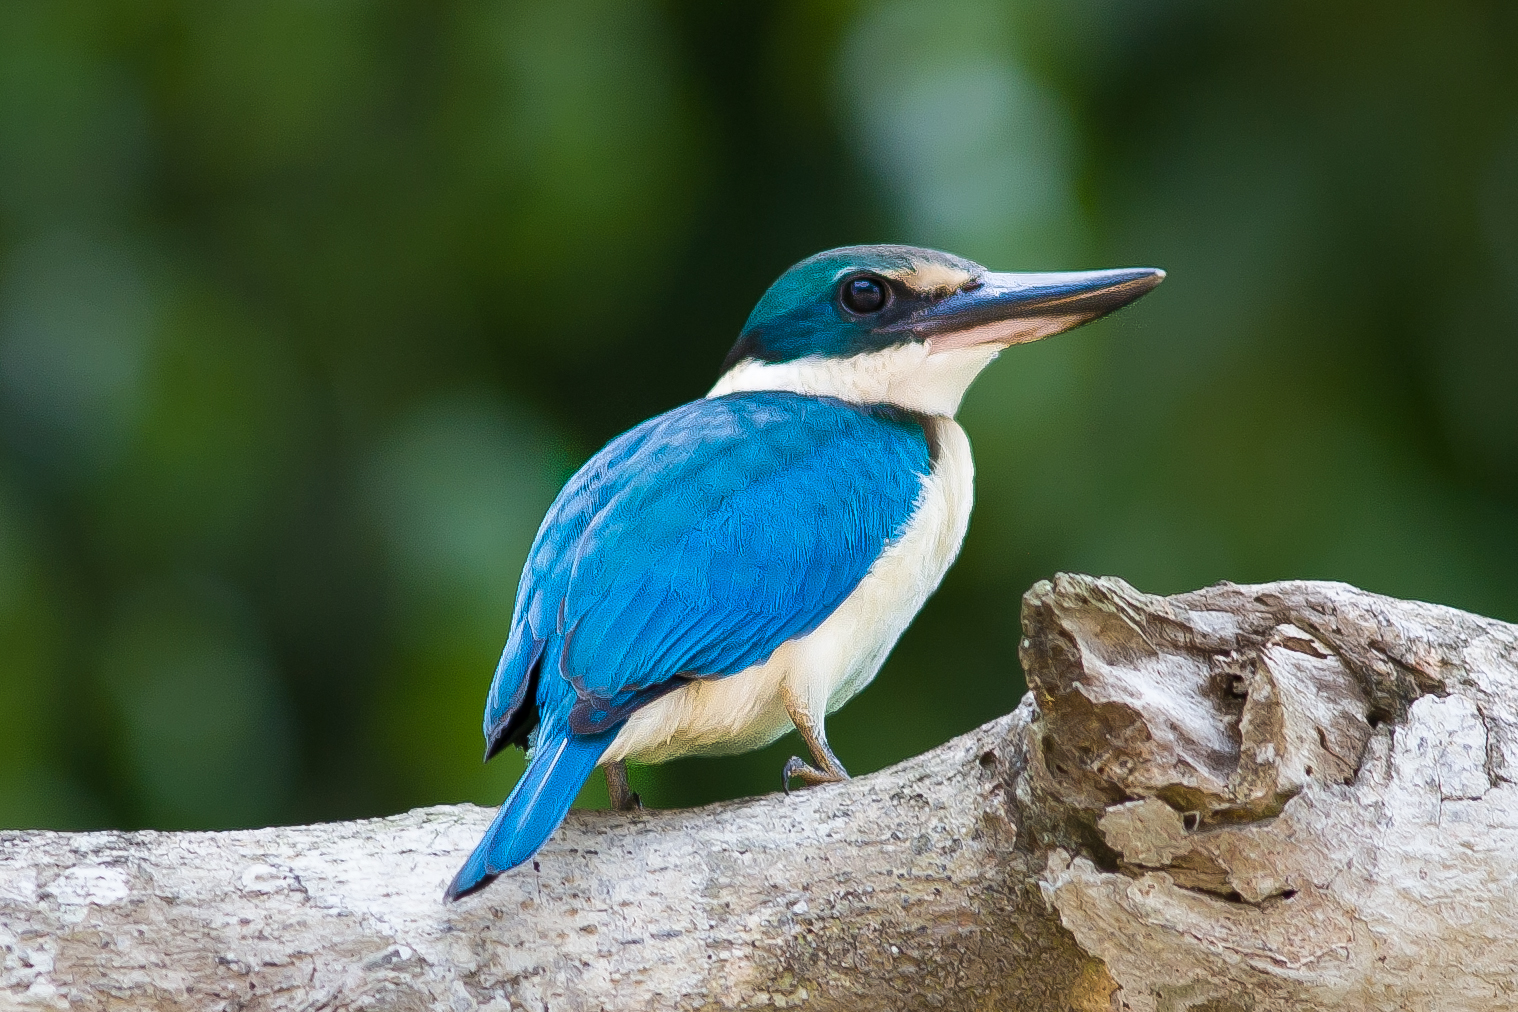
[3,575,1517,1011]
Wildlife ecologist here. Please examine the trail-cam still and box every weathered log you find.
[3,575,1516,1011]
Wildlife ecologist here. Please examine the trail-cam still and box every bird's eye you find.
[840,276,888,315]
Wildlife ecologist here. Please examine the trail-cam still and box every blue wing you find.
[483,390,932,749]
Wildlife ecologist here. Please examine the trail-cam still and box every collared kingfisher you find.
[445,245,1162,900]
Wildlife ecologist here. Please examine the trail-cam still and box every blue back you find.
[484,390,932,744]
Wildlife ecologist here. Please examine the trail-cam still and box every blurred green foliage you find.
[1,0,1516,830]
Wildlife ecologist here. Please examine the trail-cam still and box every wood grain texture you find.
[4,575,1516,1011]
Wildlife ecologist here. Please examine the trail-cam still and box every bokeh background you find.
[2,0,1517,830]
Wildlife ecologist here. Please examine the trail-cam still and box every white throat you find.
[707,342,1001,416]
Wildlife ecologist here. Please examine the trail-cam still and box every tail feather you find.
[445,730,614,901]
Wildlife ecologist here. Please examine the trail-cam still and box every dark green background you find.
[2,0,1516,830]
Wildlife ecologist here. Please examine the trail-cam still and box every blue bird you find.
[445,245,1162,900]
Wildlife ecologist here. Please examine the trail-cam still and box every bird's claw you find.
[782,756,810,794]
[782,755,849,793]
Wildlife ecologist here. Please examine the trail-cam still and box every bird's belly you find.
[604,417,974,767]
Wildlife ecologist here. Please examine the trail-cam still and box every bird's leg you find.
[780,683,850,793]
[604,760,641,811]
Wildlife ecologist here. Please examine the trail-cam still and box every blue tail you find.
[445,729,615,901]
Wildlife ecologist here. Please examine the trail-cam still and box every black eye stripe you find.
[840,275,888,315]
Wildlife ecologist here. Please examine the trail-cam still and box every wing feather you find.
[484,391,930,745]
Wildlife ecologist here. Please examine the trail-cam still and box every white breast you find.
[604,416,974,766]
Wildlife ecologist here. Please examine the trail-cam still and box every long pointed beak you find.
[904,267,1164,353]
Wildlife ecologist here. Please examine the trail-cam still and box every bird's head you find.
[711,245,1163,416]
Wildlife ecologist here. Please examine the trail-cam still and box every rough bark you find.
[3,575,1517,1011]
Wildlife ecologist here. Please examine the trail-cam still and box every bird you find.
[445,244,1162,900]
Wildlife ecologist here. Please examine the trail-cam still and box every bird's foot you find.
[782,755,850,794]
[605,760,642,811]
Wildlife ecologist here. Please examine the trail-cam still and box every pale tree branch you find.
[3,575,1517,1011]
